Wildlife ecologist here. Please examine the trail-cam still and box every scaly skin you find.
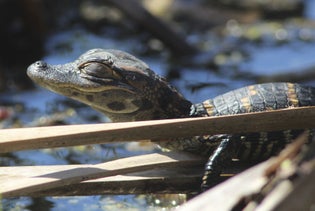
[27,49,315,189]
[27,49,191,122]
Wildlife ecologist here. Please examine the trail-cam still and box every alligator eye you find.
[80,62,120,79]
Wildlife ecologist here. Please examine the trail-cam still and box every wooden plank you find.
[0,152,204,197]
[0,106,314,153]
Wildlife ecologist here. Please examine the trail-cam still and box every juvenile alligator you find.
[27,49,315,189]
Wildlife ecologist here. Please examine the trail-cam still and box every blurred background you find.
[1,0,315,210]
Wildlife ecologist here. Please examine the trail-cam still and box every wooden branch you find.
[0,152,204,197]
[0,106,314,153]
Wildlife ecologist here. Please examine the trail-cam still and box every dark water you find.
[1,1,315,210]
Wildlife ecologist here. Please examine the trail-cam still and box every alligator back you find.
[191,82,315,160]
[193,83,315,117]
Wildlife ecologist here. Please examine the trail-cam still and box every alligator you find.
[27,49,315,189]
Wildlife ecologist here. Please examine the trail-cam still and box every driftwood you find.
[0,106,314,153]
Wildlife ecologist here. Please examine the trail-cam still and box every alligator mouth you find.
[38,79,137,100]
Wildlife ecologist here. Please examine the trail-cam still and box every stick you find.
[0,152,203,197]
[0,106,314,153]
[0,167,203,197]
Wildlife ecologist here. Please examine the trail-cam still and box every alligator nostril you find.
[34,61,47,69]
